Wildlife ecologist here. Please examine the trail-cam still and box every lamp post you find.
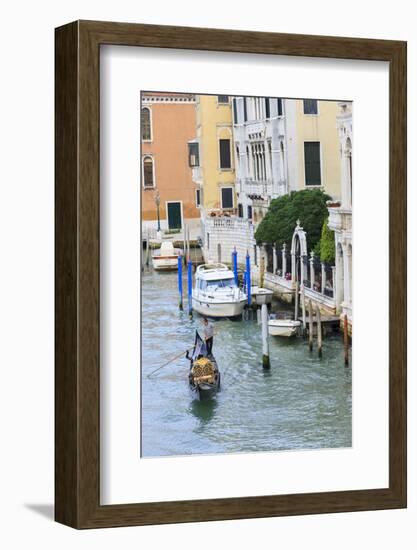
[154,190,161,239]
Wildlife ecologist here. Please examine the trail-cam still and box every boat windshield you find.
[206,277,236,289]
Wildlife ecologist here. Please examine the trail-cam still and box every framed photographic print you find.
[55,20,406,528]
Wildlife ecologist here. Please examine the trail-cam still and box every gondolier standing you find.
[203,318,214,355]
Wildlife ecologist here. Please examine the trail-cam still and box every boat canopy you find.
[196,263,234,281]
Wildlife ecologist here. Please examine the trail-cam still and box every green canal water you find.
[141,268,352,457]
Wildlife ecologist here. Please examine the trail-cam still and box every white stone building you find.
[328,102,353,326]
[232,96,289,224]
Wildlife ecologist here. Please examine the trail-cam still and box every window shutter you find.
[233,98,237,124]
[303,99,318,114]
[219,139,231,169]
[265,98,270,119]
[304,142,321,186]
[143,157,154,188]
[221,188,233,209]
[188,143,199,167]
[141,108,151,140]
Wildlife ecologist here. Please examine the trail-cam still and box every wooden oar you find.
[147,346,193,379]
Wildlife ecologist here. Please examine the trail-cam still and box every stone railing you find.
[328,206,352,232]
[243,178,273,199]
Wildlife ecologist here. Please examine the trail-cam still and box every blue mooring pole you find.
[232,247,238,286]
[246,252,251,306]
[178,253,183,310]
[187,258,193,318]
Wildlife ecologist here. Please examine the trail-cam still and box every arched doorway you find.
[290,221,308,286]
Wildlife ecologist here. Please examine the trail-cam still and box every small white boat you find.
[152,241,181,271]
[192,263,247,318]
[268,318,301,337]
[251,286,273,305]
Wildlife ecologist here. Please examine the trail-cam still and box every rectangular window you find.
[221,187,233,209]
[304,142,321,186]
[195,189,201,207]
[247,205,252,219]
[243,97,247,121]
[233,98,237,124]
[238,203,243,218]
[265,98,270,119]
[277,98,283,116]
[219,139,231,169]
[303,99,318,115]
[217,95,229,104]
[188,142,200,167]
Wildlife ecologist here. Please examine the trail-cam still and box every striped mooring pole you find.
[246,251,251,306]
[232,247,238,286]
[187,258,193,319]
[177,253,183,310]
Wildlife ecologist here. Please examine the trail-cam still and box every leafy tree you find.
[255,189,331,251]
[318,217,335,264]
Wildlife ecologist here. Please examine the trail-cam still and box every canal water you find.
[141,268,352,458]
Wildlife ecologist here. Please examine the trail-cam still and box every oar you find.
[147,346,193,379]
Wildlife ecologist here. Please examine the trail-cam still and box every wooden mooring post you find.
[301,285,306,333]
[343,314,349,366]
[294,280,299,321]
[261,303,270,369]
[316,305,322,358]
[308,299,313,352]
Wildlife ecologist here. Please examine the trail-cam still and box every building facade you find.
[141,92,200,234]
[233,96,288,225]
[328,101,353,326]
[285,98,342,200]
[189,94,237,262]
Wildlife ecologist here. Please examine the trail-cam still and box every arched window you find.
[141,107,151,141]
[143,156,154,188]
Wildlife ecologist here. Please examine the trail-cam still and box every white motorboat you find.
[251,286,273,305]
[152,241,181,271]
[268,316,301,337]
[192,263,247,318]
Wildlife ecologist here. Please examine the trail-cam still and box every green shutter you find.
[304,142,321,186]
[219,139,231,169]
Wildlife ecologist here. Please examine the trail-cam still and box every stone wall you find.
[202,216,255,267]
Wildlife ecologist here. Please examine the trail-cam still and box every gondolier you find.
[203,318,214,355]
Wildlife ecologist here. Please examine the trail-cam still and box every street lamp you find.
[154,189,161,234]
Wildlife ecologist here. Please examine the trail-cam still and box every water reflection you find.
[189,398,218,425]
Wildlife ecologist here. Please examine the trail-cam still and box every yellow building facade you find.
[190,95,236,213]
[286,99,341,201]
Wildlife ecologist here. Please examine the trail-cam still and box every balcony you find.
[191,165,202,184]
[242,178,273,200]
[327,206,352,232]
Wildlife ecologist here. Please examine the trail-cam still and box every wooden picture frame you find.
[55,20,407,529]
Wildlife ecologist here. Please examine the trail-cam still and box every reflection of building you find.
[141,92,200,234]
[189,95,237,262]
[328,102,352,326]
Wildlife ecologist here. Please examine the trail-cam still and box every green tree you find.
[318,217,335,264]
[255,189,331,251]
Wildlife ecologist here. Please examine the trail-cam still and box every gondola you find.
[186,331,221,400]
